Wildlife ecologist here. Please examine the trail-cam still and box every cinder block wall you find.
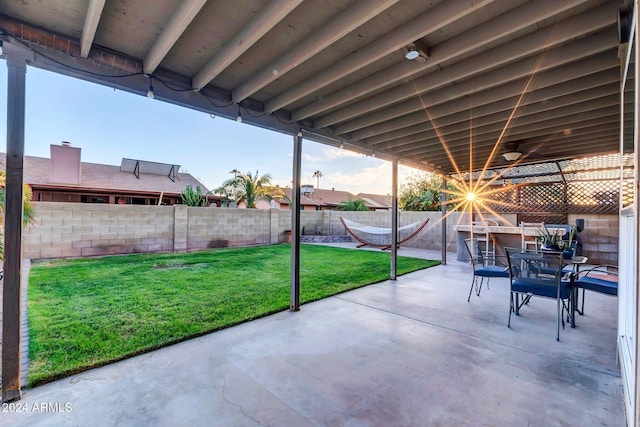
[568,214,619,265]
[24,202,174,259]
[22,203,618,264]
[187,207,272,249]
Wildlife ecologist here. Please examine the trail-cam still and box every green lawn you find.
[27,244,438,385]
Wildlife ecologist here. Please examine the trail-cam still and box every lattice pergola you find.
[450,153,634,223]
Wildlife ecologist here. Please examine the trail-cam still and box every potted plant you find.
[560,226,576,259]
[537,225,561,251]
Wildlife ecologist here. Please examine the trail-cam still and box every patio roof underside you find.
[0,0,629,177]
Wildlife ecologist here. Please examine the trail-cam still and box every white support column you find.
[390,159,398,280]
[2,46,27,403]
[290,132,302,311]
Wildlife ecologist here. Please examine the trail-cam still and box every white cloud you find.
[322,163,392,194]
[323,147,360,160]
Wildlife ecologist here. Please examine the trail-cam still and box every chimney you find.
[50,142,81,184]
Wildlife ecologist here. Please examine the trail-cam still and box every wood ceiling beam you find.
[348,63,619,142]
[296,0,606,123]
[231,0,399,103]
[263,0,498,113]
[192,0,303,91]
[80,0,106,58]
[363,68,619,146]
[373,91,621,150]
[399,126,619,162]
[375,107,618,152]
[334,28,617,135]
[144,0,208,75]
[439,141,621,173]
[390,120,619,156]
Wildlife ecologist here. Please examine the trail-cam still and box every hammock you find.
[340,217,430,250]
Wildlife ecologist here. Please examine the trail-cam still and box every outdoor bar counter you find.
[455,224,542,261]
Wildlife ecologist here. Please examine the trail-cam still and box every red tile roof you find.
[356,193,392,208]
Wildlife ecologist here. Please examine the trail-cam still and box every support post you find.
[2,48,27,403]
[390,159,398,280]
[290,132,302,311]
[441,176,447,265]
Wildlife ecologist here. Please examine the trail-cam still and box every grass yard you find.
[27,244,438,385]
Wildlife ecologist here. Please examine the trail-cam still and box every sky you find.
[0,64,421,195]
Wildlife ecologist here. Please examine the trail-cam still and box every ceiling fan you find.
[500,141,542,163]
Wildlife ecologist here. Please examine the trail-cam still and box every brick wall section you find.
[186,207,272,250]
[269,209,279,244]
[24,202,174,259]
[569,214,618,265]
[22,203,618,264]
[174,205,188,252]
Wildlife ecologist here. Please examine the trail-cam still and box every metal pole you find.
[441,176,447,265]
[2,47,26,403]
[290,132,302,311]
[391,159,398,280]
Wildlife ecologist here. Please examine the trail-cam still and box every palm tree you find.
[312,170,323,189]
[336,198,370,211]
[0,170,36,259]
[217,169,275,208]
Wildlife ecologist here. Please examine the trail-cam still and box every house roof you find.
[280,187,389,209]
[355,193,392,208]
[0,153,210,196]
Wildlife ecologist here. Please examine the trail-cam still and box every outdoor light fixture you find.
[0,40,4,56]
[503,151,522,161]
[404,41,430,61]
[146,75,154,99]
[236,106,243,123]
[339,143,344,149]
[405,49,420,60]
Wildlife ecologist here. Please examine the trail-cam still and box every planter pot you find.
[563,249,574,259]
[541,244,561,252]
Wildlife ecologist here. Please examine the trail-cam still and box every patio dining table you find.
[511,251,587,330]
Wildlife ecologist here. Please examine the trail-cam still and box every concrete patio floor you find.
[0,246,624,426]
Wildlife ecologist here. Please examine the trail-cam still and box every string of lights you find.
[8,35,307,134]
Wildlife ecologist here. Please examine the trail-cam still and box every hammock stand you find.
[339,217,430,250]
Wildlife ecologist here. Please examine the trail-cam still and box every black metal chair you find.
[505,247,572,341]
[573,265,618,316]
[463,238,509,302]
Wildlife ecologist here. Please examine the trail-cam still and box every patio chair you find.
[505,247,572,341]
[574,265,618,316]
[463,238,509,302]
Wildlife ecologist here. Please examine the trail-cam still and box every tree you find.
[0,170,36,260]
[216,169,276,208]
[312,170,323,189]
[399,173,445,211]
[336,198,370,211]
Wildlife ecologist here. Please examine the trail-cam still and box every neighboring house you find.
[355,192,392,210]
[259,186,390,211]
[0,143,224,206]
